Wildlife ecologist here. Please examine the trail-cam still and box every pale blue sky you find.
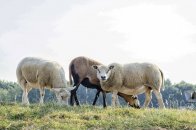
[0,0,196,84]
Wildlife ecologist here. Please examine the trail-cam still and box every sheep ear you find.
[109,65,114,70]
[132,95,138,100]
[92,65,98,70]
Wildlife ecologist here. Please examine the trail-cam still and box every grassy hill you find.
[0,103,195,130]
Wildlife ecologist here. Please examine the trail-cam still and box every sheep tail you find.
[69,63,73,86]
[159,69,165,91]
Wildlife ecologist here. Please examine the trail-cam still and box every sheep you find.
[69,56,140,108]
[93,62,165,108]
[16,57,74,105]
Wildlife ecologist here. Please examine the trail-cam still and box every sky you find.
[0,0,196,84]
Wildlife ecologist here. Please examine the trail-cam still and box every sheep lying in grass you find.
[93,63,165,108]
[16,57,75,105]
[69,56,140,108]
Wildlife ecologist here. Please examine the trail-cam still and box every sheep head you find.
[92,65,114,82]
[129,96,140,109]
[52,86,76,105]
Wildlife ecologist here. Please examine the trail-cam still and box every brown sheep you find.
[16,57,74,105]
[69,56,140,108]
[93,62,165,108]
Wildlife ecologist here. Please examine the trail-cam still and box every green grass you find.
[0,103,195,130]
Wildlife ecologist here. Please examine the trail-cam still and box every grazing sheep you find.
[69,56,140,108]
[16,57,74,105]
[93,63,165,108]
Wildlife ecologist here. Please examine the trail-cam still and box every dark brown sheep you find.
[69,56,140,108]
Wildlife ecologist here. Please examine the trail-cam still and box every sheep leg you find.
[71,92,80,106]
[70,91,74,106]
[72,85,80,106]
[143,89,152,108]
[64,96,69,106]
[39,87,45,104]
[92,90,100,106]
[55,94,62,105]
[21,80,30,105]
[115,95,120,106]
[153,90,165,108]
[22,87,29,105]
[102,91,107,108]
[74,90,80,106]
[70,84,80,106]
[112,91,118,107]
[22,87,32,105]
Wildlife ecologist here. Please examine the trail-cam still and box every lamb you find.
[69,56,140,108]
[16,57,74,105]
[93,63,165,108]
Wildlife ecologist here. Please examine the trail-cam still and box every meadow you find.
[0,103,195,130]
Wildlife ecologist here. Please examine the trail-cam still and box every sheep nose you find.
[101,76,106,80]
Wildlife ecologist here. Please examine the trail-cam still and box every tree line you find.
[0,79,195,108]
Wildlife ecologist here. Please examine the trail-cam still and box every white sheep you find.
[93,63,165,108]
[16,57,75,105]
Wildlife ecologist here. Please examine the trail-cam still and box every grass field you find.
[0,103,195,130]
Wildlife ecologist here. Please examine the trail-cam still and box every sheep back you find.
[16,57,67,88]
[122,63,163,91]
[69,56,102,85]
